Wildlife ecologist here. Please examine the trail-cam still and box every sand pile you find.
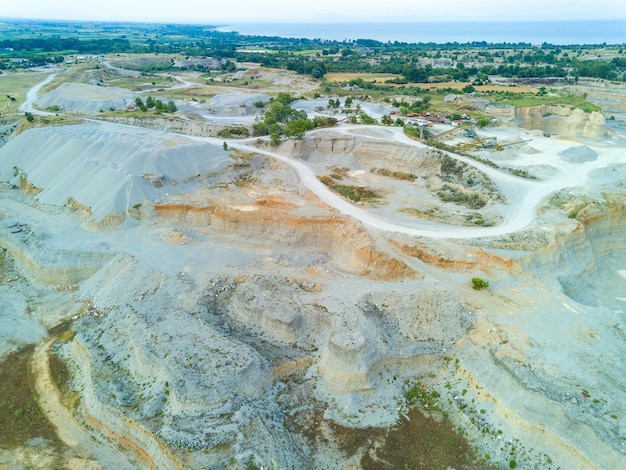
[203,92,270,116]
[497,148,517,161]
[558,145,599,163]
[37,83,139,114]
[519,144,540,154]
[292,98,396,119]
[0,122,231,220]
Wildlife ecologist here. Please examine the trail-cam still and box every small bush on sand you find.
[472,277,489,290]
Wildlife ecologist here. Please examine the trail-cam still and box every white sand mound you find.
[292,98,396,119]
[558,145,599,163]
[519,144,541,155]
[498,149,517,161]
[0,122,231,220]
[203,92,270,116]
[37,82,139,114]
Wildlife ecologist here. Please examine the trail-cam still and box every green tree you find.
[223,141,228,151]
[311,67,325,79]
[477,116,491,129]
[274,93,296,105]
[252,121,270,137]
[270,133,281,147]
[284,118,314,139]
[166,101,177,113]
[146,95,155,108]
[358,112,376,124]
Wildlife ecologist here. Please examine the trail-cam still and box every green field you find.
[0,72,51,115]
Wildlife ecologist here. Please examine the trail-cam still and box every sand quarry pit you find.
[0,72,625,470]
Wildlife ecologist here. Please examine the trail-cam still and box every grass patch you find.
[404,379,441,410]
[310,399,485,470]
[504,167,537,179]
[329,166,350,179]
[488,90,601,113]
[16,114,82,134]
[425,81,538,93]
[100,75,175,91]
[324,72,401,83]
[371,167,417,181]
[437,184,486,209]
[360,408,486,469]
[319,175,381,203]
[217,126,250,139]
[0,345,62,448]
[39,64,94,95]
[401,207,438,220]
[228,148,254,165]
[0,72,51,115]
[292,49,325,56]
[568,203,588,219]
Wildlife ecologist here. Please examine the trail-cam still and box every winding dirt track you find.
[232,134,603,239]
[21,74,617,240]
[19,74,57,115]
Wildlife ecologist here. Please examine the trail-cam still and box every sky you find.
[2,0,625,24]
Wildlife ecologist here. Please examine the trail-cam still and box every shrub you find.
[472,277,489,290]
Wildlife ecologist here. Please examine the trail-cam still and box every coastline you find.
[216,19,626,45]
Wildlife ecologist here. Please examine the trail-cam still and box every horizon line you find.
[2,16,626,25]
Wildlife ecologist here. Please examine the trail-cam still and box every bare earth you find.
[0,66,624,469]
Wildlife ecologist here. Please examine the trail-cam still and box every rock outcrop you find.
[515,105,606,138]
[0,217,110,285]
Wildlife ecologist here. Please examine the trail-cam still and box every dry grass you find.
[325,72,401,83]
[39,64,94,95]
[426,81,539,93]
[0,72,52,115]
[0,345,62,447]
[324,74,538,93]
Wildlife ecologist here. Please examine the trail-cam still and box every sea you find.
[217,20,626,45]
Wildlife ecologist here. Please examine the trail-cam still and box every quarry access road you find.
[232,123,615,240]
[19,73,57,115]
[20,75,614,240]
[232,140,549,239]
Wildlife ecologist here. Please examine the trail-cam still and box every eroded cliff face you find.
[525,201,626,309]
[288,133,441,174]
[515,105,606,138]
[154,201,418,281]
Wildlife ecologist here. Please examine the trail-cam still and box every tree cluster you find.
[252,93,336,143]
[134,96,177,113]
